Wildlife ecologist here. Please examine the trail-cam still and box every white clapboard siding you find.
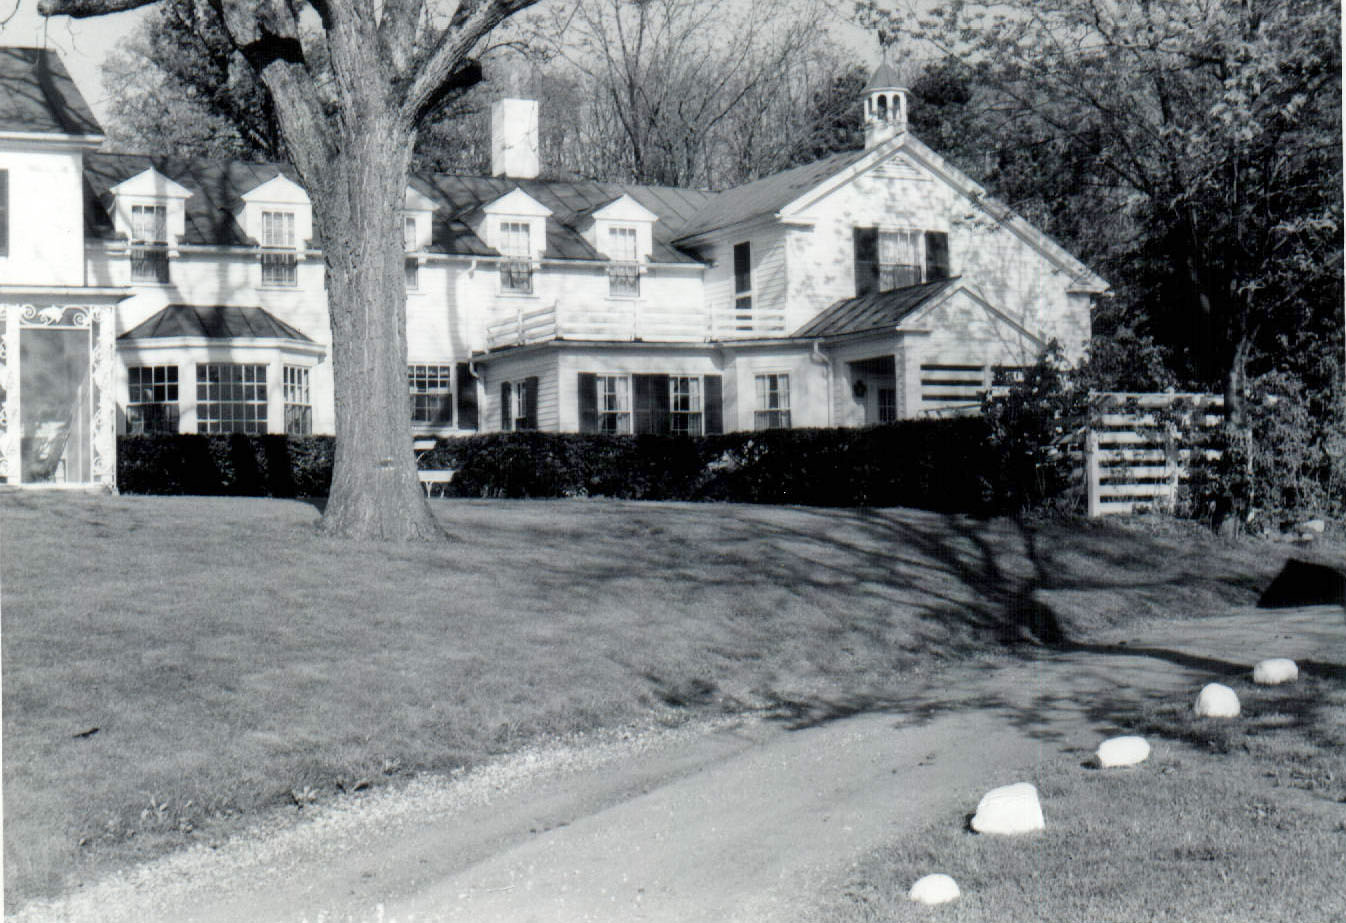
[1083,392,1224,518]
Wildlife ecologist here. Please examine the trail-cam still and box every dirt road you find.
[12,606,1342,923]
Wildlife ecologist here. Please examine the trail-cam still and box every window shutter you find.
[523,376,539,430]
[632,374,671,435]
[703,375,724,434]
[455,362,478,430]
[578,373,598,434]
[924,231,950,280]
[500,381,512,431]
[853,227,878,296]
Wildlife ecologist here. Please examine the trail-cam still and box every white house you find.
[0,49,1107,485]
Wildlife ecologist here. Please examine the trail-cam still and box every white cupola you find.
[863,59,908,149]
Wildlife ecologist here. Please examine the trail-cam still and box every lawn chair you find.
[413,438,455,497]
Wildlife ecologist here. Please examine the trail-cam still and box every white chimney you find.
[491,98,540,180]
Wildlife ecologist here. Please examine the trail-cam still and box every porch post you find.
[893,331,928,419]
[0,304,16,484]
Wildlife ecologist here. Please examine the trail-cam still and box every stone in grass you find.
[1097,735,1150,768]
[1253,658,1299,685]
[970,782,1045,835]
[1195,682,1241,718]
[908,873,961,905]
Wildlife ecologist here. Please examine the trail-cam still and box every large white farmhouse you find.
[0,47,1107,486]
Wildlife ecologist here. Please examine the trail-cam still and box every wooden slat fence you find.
[1083,392,1224,517]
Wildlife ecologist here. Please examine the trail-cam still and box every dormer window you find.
[261,209,297,287]
[607,226,639,297]
[130,204,170,284]
[499,220,533,294]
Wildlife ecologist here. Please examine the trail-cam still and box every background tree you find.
[863,0,1343,425]
[45,0,546,541]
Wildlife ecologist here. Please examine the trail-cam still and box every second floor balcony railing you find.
[485,297,790,351]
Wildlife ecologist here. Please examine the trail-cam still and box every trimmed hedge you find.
[118,418,1006,512]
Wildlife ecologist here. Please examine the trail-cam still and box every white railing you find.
[486,299,713,348]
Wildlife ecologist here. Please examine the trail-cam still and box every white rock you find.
[1297,519,1326,534]
[908,873,961,905]
[1097,735,1151,768]
[970,782,1045,835]
[1253,658,1298,685]
[1194,683,1241,718]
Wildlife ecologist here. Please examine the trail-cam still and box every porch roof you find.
[118,304,314,342]
[791,277,959,338]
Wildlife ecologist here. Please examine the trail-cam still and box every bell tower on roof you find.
[863,57,908,150]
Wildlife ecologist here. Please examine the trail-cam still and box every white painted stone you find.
[1253,658,1299,685]
[970,782,1045,835]
[1097,735,1150,768]
[908,873,961,905]
[1194,683,1241,718]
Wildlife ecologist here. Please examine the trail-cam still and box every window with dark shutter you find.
[456,363,478,430]
[853,227,878,296]
[578,373,598,433]
[925,230,950,280]
[703,375,724,435]
[500,381,513,431]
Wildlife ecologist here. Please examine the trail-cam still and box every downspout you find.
[809,339,833,428]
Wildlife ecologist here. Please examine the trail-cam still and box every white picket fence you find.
[1082,392,1224,518]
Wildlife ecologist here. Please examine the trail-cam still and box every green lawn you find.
[816,674,1346,922]
[0,492,1332,909]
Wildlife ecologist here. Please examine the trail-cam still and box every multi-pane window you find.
[261,210,298,286]
[408,364,454,427]
[878,229,922,290]
[608,226,640,297]
[404,216,419,290]
[754,373,791,430]
[733,241,752,329]
[197,363,268,434]
[597,374,631,434]
[669,376,703,435]
[498,220,533,294]
[126,365,180,434]
[283,366,312,435]
[130,204,170,283]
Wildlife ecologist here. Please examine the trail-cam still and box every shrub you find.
[120,421,1010,514]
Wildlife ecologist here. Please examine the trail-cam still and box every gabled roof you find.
[84,153,714,263]
[673,148,870,241]
[0,46,101,137]
[119,304,314,342]
[792,277,960,338]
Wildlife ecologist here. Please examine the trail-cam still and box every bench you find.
[414,439,455,497]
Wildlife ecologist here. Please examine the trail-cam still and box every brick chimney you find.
[491,98,540,180]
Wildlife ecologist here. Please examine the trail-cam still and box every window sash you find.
[130,247,170,283]
[608,226,638,261]
[597,374,631,434]
[499,220,530,258]
[261,210,295,248]
[404,216,417,251]
[130,204,168,243]
[669,376,703,435]
[608,263,639,297]
[261,252,298,286]
[283,365,311,436]
[754,373,790,430]
[408,364,454,426]
[127,365,180,434]
[499,260,533,294]
[877,229,922,290]
[196,364,268,434]
[878,387,897,424]
[405,257,420,291]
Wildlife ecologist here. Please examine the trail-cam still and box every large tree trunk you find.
[307,119,444,541]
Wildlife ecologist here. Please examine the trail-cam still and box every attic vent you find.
[871,157,927,182]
